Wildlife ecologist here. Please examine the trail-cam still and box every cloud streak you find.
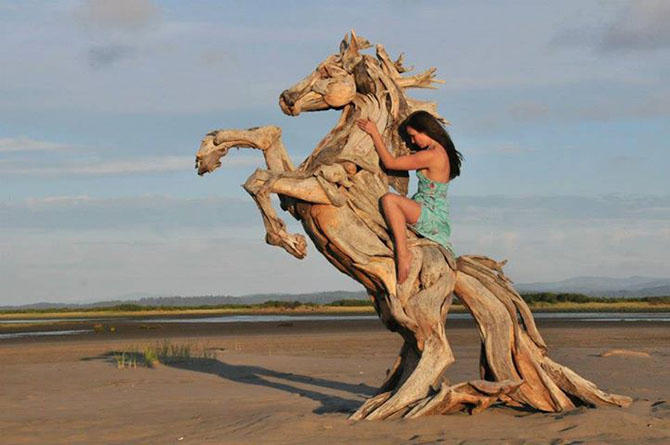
[74,0,161,31]
[451,195,670,222]
[600,0,670,52]
[0,226,360,304]
[0,154,259,176]
[551,0,670,53]
[4,192,669,231]
[449,194,670,282]
[73,0,163,69]
[2,193,668,303]
[0,194,259,230]
[87,44,136,68]
[0,137,73,153]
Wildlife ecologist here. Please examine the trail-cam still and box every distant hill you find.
[0,290,368,311]
[4,275,670,310]
[515,276,670,298]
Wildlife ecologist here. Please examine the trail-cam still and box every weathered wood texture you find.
[194,31,631,419]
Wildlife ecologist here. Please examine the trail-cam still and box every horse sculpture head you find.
[279,31,371,116]
[196,29,445,190]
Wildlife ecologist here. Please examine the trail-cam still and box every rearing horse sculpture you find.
[195,31,630,420]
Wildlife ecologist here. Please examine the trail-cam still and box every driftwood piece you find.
[194,31,632,419]
[600,349,651,358]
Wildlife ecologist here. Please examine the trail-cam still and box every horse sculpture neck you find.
[298,67,410,195]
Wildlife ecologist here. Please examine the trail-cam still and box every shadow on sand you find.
[84,351,376,415]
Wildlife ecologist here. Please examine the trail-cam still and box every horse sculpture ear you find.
[339,33,349,55]
[350,30,371,50]
[342,34,362,72]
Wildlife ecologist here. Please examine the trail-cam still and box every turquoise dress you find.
[409,170,455,256]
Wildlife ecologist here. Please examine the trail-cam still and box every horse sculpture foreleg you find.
[196,125,337,259]
[195,125,294,175]
[242,168,333,259]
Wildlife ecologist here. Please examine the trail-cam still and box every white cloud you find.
[507,101,550,121]
[0,137,73,153]
[601,0,670,52]
[62,156,191,175]
[13,193,665,232]
[0,226,362,304]
[495,145,537,155]
[576,92,670,120]
[86,44,136,68]
[0,194,259,230]
[74,0,161,31]
[72,0,163,69]
[451,195,670,222]
[464,143,538,156]
[24,195,93,206]
[450,196,670,282]
[1,193,669,304]
[0,154,259,176]
[551,0,670,53]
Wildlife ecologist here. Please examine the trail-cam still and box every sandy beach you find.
[1,317,668,444]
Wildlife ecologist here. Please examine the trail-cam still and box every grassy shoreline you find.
[0,305,376,320]
[1,301,669,320]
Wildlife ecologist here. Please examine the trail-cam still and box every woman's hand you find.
[356,118,379,137]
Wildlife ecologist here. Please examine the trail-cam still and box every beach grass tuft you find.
[113,347,138,369]
[112,339,216,369]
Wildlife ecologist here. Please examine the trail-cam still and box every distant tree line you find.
[2,294,669,314]
[519,293,670,304]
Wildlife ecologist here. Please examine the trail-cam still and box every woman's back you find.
[410,170,454,255]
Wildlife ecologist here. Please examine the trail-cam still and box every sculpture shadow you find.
[170,357,374,414]
[86,351,375,415]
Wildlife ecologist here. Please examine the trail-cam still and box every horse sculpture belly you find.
[194,30,631,420]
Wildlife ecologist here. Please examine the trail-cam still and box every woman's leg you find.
[380,192,422,284]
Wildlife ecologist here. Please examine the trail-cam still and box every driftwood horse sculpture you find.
[195,31,631,420]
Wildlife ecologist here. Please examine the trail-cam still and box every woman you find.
[356,110,463,284]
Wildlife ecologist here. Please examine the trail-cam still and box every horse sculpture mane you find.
[194,31,630,420]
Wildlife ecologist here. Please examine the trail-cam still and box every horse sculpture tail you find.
[445,255,632,414]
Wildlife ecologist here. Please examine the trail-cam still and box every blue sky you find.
[1,1,669,304]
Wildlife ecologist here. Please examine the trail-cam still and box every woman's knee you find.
[381,192,397,210]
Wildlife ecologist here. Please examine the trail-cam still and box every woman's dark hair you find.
[398,110,463,179]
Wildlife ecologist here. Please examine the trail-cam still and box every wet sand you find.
[1,318,668,444]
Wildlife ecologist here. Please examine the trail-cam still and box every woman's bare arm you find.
[356,119,433,171]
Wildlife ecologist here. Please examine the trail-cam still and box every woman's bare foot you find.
[396,249,413,284]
